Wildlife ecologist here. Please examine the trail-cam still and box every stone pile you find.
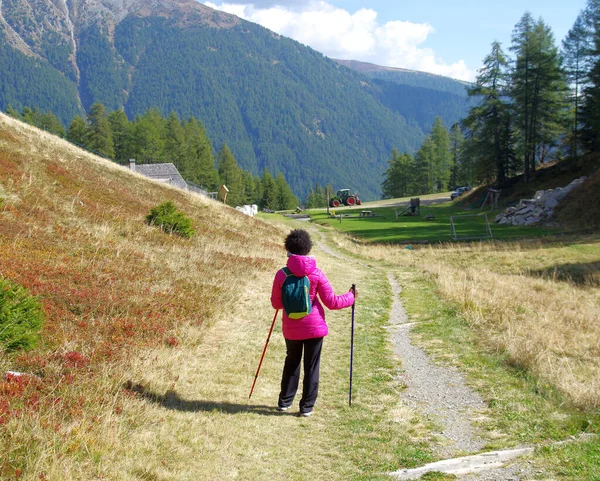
[495,177,587,226]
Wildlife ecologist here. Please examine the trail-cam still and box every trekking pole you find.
[249,309,279,399]
[349,284,356,406]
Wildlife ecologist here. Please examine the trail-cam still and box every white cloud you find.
[203,1,475,81]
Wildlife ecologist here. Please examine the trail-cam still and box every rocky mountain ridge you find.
[0,0,236,79]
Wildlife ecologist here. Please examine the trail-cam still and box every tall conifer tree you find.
[87,103,114,158]
[562,13,591,158]
[184,117,217,190]
[261,169,276,209]
[274,172,297,210]
[511,14,567,181]
[580,0,600,156]
[108,108,133,164]
[430,117,452,190]
[449,123,465,188]
[133,107,166,163]
[217,144,244,206]
[67,116,89,147]
[464,41,513,183]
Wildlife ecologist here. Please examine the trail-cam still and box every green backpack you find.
[281,267,312,319]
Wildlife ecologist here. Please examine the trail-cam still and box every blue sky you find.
[203,0,586,81]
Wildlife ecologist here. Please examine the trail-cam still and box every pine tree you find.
[511,14,568,181]
[108,108,133,164]
[305,187,316,209]
[184,117,218,190]
[164,111,186,173]
[40,112,65,137]
[430,116,452,190]
[448,123,464,188]
[261,169,277,209]
[6,105,21,119]
[381,149,414,198]
[242,171,261,205]
[87,103,115,158]
[21,107,35,125]
[413,136,435,194]
[562,12,591,158]
[132,107,166,163]
[463,41,513,183]
[67,116,89,147]
[306,182,329,208]
[382,149,401,199]
[217,144,244,206]
[580,0,600,156]
[274,172,298,210]
[315,183,327,207]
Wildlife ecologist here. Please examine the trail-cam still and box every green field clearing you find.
[306,202,558,243]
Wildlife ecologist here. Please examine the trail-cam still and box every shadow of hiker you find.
[124,382,281,416]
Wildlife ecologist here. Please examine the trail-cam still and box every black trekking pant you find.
[278,337,323,414]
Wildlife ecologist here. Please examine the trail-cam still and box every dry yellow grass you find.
[352,237,600,409]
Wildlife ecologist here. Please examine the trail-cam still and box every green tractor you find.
[329,189,362,208]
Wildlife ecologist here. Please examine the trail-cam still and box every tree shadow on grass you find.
[529,261,600,287]
[124,381,282,416]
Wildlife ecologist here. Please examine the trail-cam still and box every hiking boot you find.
[299,408,314,417]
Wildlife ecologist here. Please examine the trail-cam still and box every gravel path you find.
[386,272,537,480]
[387,272,487,458]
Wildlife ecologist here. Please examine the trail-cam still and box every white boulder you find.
[235,204,259,216]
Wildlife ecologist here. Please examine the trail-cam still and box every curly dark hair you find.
[284,229,313,256]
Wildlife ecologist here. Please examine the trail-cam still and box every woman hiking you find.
[271,229,356,416]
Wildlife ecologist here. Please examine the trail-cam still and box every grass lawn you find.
[307,202,559,243]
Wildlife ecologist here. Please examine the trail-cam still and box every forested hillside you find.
[333,59,471,96]
[333,59,476,133]
[0,42,83,122]
[0,0,447,200]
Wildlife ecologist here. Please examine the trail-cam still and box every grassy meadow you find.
[307,202,557,243]
[2,112,599,480]
[0,114,283,478]
[319,204,600,411]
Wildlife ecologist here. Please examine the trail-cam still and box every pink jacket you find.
[271,254,355,340]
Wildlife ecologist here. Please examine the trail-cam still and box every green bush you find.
[0,278,45,351]
[145,201,195,238]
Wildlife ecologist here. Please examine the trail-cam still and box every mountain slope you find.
[333,59,471,96]
[333,59,476,132]
[0,0,470,199]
